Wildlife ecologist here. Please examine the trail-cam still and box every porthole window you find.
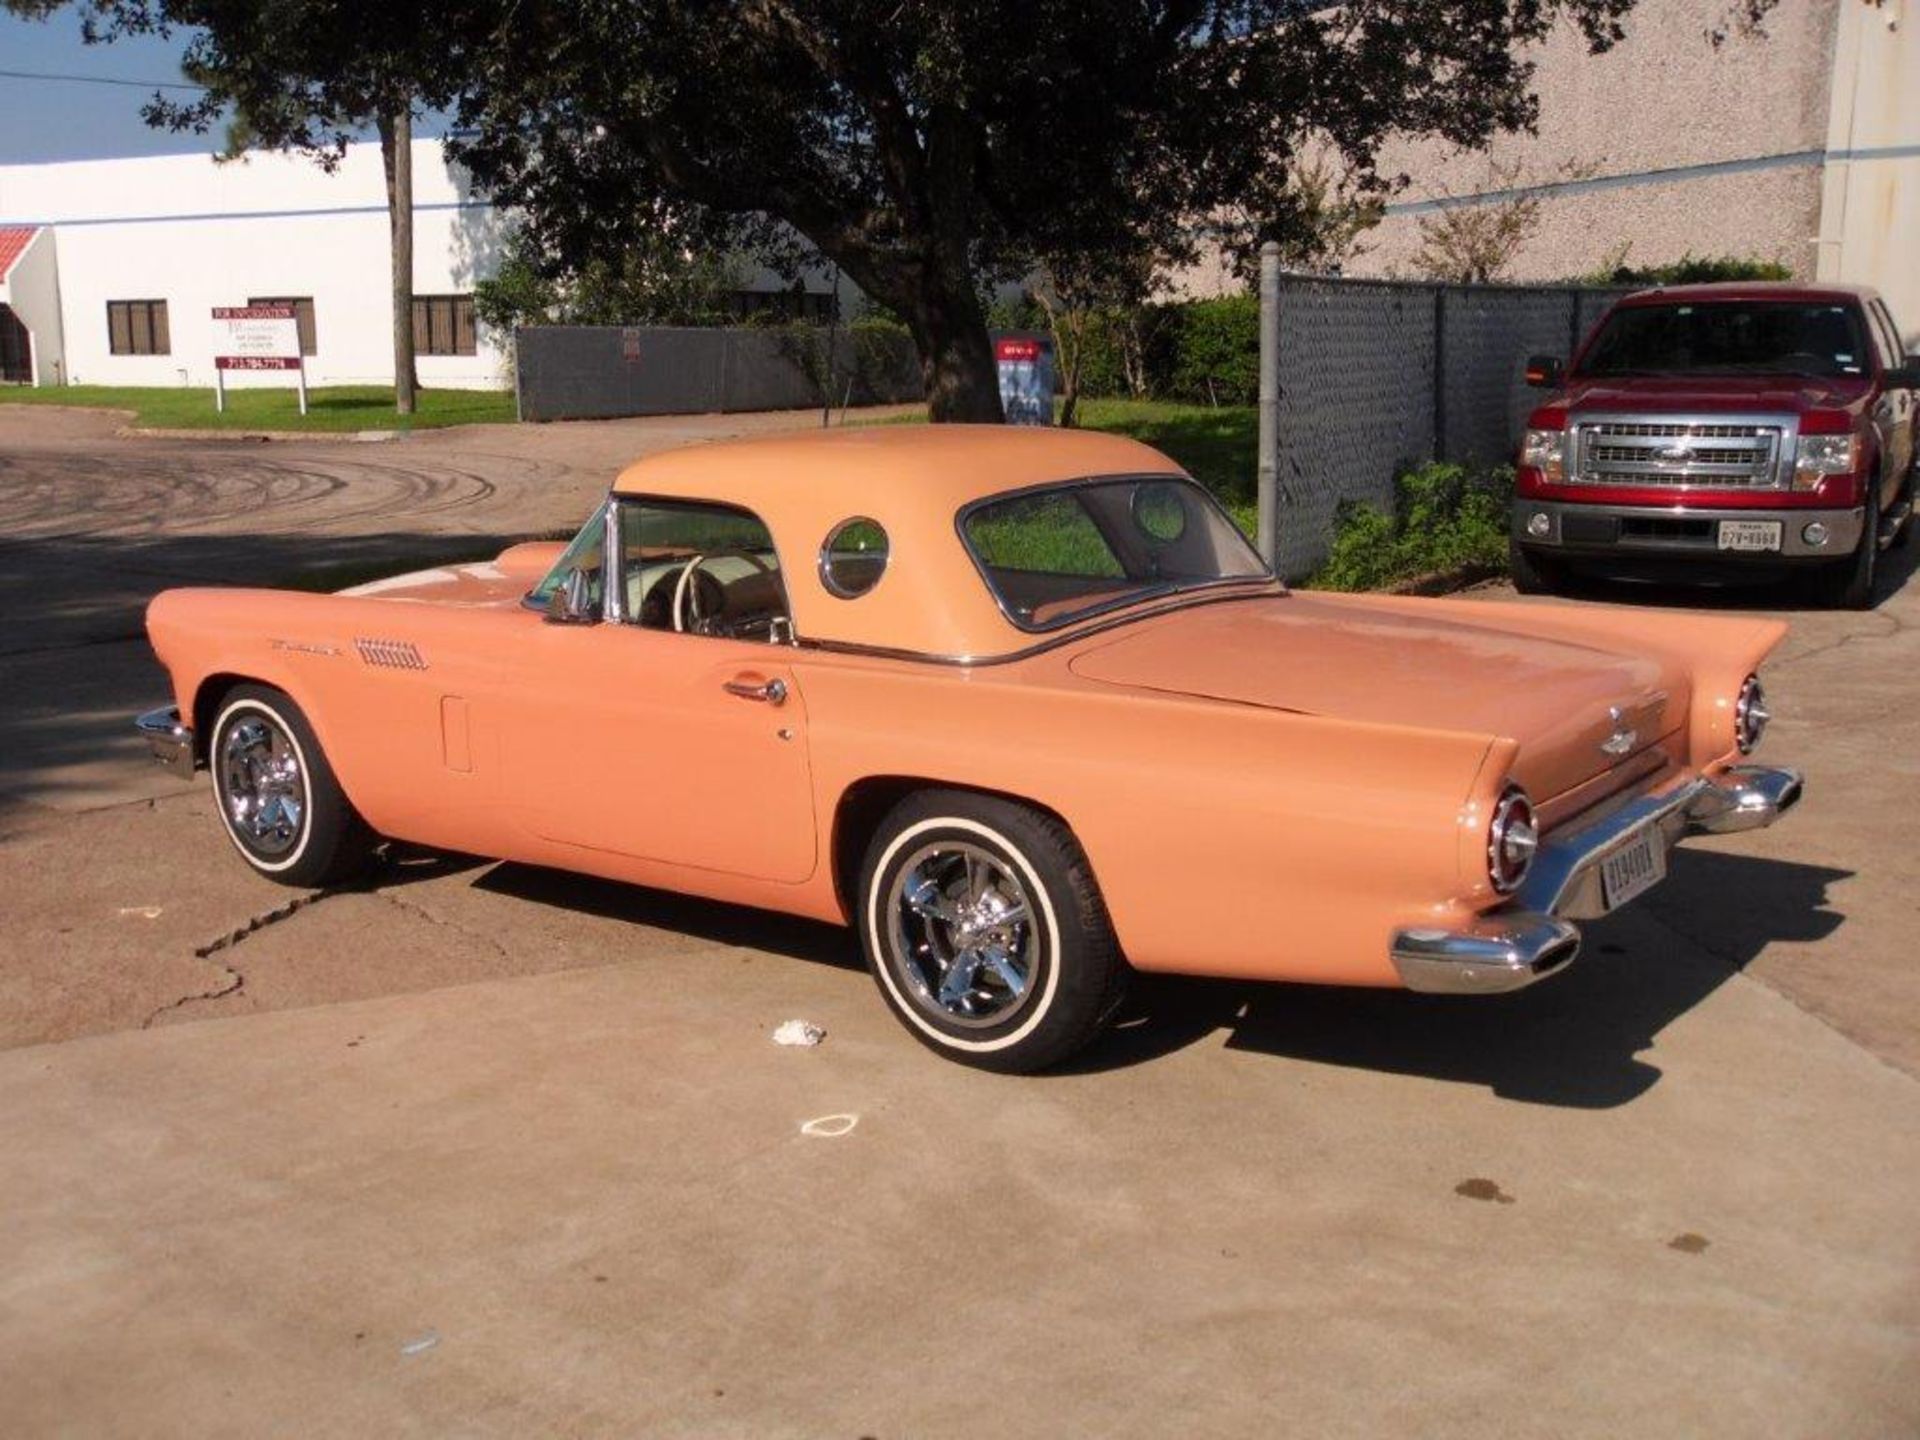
[820,517,889,599]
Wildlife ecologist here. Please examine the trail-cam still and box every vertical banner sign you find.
[211,305,306,415]
[621,327,642,363]
[995,336,1054,426]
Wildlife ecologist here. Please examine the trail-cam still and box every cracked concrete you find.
[0,407,1915,1436]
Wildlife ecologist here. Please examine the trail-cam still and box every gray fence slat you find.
[1265,276,1631,580]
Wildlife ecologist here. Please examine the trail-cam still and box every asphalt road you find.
[0,405,1915,1438]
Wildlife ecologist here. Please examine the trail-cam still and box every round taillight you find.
[1488,785,1538,895]
[1735,674,1769,754]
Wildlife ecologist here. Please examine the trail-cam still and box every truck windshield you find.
[1579,301,1870,380]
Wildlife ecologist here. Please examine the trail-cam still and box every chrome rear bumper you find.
[136,706,197,769]
[1390,764,1803,995]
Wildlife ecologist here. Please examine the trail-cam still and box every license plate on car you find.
[1717,519,1782,552]
[1600,827,1667,909]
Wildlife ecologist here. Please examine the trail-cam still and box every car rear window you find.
[960,476,1268,631]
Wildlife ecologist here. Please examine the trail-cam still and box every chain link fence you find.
[514,323,922,422]
[1259,269,1630,579]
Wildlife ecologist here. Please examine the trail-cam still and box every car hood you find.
[1560,375,1872,416]
[336,560,533,609]
[1066,595,1685,803]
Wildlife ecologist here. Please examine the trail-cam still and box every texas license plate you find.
[1718,519,1782,552]
[1600,827,1667,909]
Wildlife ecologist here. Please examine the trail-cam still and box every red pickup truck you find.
[1510,283,1918,608]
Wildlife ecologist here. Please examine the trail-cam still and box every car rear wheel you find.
[210,684,377,888]
[858,790,1128,1073]
[1508,539,1564,596]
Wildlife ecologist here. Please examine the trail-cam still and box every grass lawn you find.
[872,397,1258,535]
[0,383,516,433]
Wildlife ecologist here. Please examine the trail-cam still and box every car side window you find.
[615,498,792,642]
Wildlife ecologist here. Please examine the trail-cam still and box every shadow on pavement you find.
[1063,849,1850,1106]
[473,861,859,970]
[1544,519,1917,613]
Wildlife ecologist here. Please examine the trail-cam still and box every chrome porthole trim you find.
[883,838,1042,1030]
[1488,784,1539,895]
[216,707,308,861]
[819,516,889,600]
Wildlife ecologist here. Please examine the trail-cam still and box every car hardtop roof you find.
[610,423,1185,512]
[1617,280,1882,308]
[607,424,1197,661]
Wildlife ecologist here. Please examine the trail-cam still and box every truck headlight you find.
[1487,785,1539,895]
[1735,675,1768,754]
[1793,434,1858,490]
[1522,429,1567,484]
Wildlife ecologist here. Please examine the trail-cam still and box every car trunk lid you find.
[1066,596,1685,803]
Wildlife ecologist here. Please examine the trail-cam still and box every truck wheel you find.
[1812,494,1878,610]
[858,790,1128,1073]
[1508,539,1564,596]
[210,684,378,888]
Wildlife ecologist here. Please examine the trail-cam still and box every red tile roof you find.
[0,226,43,281]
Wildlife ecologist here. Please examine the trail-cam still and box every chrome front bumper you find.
[136,706,197,769]
[1513,500,1866,559]
[1391,765,1803,995]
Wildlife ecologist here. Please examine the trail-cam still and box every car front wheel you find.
[210,684,377,888]
[858,790,1127,1073]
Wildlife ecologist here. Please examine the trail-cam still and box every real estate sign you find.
[210,305,306,413]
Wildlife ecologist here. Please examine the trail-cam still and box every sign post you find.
[211,306,305,415]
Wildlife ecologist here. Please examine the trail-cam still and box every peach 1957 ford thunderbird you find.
[136,427,1801,1071]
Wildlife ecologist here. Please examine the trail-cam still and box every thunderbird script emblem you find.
[1600,705,1638,757]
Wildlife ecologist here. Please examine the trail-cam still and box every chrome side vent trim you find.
[355,637,427,670]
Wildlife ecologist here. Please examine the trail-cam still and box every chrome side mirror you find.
[545,566,600,625]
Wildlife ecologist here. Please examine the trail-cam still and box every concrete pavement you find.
[0,406,1915,1436]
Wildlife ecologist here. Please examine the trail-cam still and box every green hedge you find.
[1310,462,1514,592]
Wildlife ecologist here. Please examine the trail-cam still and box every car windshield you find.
[1578,300,1870,379]
[960,476,1269,631]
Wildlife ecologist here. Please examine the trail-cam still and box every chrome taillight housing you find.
[1735,674,1769,754]
[1488,785,1539,895]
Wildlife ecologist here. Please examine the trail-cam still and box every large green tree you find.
[9,0,472,414]
[444,0,1645,420]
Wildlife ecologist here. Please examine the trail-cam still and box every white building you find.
[0,138,851,392]
[0,139,516,390]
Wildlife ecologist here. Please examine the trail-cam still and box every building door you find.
[0,306,29,384]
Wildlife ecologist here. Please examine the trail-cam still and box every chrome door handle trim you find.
[723,676,788,705]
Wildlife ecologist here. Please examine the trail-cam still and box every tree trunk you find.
[903,275,1003,423]
[379,110,418,416]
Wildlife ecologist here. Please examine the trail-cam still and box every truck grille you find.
[1570,420,1787,489]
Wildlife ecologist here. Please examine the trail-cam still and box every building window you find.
[412,294,477,356]
[248,296,318,356]
[107,300,170,356]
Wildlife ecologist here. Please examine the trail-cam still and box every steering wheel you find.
[670,548,775,635]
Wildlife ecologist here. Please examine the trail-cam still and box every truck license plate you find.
[1600,827,1667,910]
[1718,519,1782,552]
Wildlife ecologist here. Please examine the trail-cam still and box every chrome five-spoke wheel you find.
[887,841,1038,1027]
[219,713,307,857]
[207,685,376,887]
[860,791,1128,1073]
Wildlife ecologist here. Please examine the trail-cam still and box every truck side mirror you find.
[1524,355,1564,389]
[1886,360,1920,390]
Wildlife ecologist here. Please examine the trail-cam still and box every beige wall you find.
[1350,0,1845,283]
[1816,0,1920,334]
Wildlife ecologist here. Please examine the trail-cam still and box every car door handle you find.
[723,676,788,705]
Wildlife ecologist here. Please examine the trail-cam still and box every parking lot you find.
[1,405,1916,1437]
